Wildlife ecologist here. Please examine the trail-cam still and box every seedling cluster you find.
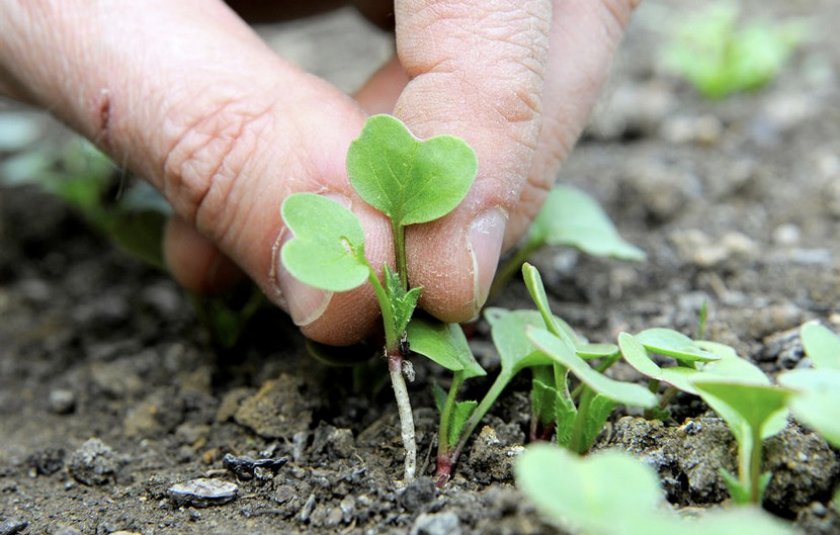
[280,114,839,532]
[664,1,805,99]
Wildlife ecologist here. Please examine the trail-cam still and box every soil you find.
[2,2,840,534]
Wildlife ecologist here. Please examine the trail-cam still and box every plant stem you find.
[437,372,465,460]
[367,268,397,347]
[489,240,540,302]
[748,427,763,504]
[364,259,416,483]
[436,371,465,486]
[392,221,408,290]
[388,347,416,483]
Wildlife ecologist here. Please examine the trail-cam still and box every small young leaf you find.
[346,114,477,228]
[432,382,448,414]
[637,328,720,363]
[528,327,657,408]
[580,394,617,452]
[383,264,422,335]
[555,393,577,449]
[281,193,369,292]
[526,185,645,261]
[407,318,485,378]
[531,378,558,428]
[778,368,840,448]
[448,400,478,447]
[800,322,840,370]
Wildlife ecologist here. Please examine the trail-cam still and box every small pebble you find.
[48,389,76,414]
[410,511,462,535]
[68,438,120,486]
[0,519,28,535]
[168,478,238,507]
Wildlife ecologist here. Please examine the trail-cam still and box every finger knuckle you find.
[161,97,271,237]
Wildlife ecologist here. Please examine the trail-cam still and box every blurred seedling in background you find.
[0,113,265,349]
[664,1,806,99]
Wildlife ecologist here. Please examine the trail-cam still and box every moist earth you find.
[2,1,840,534]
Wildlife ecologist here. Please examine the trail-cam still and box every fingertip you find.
[164,216,244,294]
[407,207,506,323]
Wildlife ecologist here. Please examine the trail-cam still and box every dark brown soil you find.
[2,2,840,534]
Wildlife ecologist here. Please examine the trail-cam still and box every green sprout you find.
[515,443,795,535]
[280,114,477,482]
[692,379,793,505]
[664,1,805,99]
[618,329,792,505]
[492,185,644,297]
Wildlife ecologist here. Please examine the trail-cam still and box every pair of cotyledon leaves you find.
[281,115,477,293]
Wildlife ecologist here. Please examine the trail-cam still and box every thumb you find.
[394,0,552,322]
[1,0,393,345]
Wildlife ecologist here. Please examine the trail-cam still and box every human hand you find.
[0,0,638,345]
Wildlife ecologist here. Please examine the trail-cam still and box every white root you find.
[388,352,416,483]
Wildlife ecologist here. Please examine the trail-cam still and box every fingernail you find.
[468,209,506,315]
[271,192,350,326]
[277,256,334,327]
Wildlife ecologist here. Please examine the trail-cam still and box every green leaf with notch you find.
[281,193,369,292]
[346,114,477,228]
[407,318,485,378]
[800,322,840,370]
[526,185,645,261]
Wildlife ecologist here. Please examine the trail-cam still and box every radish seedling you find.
[281,115,477,482]
[691,379,793,505]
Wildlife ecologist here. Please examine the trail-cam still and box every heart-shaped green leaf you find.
[527,185,645,261]
[280,192,370,292]
[347,114,477,228]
